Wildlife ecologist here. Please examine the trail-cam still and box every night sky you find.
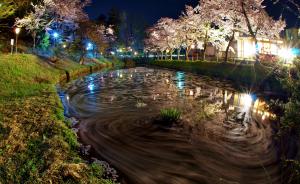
[86,0,199,25]
[86,0,299,28]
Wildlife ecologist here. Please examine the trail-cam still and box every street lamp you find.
[53,32,59,46]
[15,27,21,54]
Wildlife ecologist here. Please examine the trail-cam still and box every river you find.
[59,67,282,184]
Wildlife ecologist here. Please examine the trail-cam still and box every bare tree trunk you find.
[186,48,191,61]
[192,50,194,61]
[33,32,37,49]
[170,50,173,60]
[241,1,260,64]
[224,31,235,63]
[177,48,181,61]
[203,29,208,61]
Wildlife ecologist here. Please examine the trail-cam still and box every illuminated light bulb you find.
[53,32,59,38]
[189,90,194,96]
[15,27,21,34]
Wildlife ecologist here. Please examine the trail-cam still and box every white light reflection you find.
[176,72,185,90]
[189,90,194,96]
[88,83,95,92]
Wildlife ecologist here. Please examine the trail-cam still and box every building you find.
[236,36,284,61]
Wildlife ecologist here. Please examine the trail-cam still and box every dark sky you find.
[86,0,199,25]
[86,0,299,28]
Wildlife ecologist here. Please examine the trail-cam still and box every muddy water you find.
[60,67,281,184]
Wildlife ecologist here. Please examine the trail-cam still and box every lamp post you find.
[15,27,21,54]
[10,39,14,55]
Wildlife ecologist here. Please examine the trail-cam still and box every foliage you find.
[80,21,116,55]
[280,62,300,133]
[15,2,51,48]
[284,159,300,184]
[38,32,50,50]
[0,0,15,19]
[160,108,181,123]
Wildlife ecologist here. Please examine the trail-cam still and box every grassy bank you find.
[0,54,115,184]
[151,60,282,93]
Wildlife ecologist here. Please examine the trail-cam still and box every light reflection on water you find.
[61,67,280,184]
[176,71,185,91]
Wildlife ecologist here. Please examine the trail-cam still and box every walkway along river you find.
[59,67,285,184]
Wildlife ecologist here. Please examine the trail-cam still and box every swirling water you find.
[60,67,282,184]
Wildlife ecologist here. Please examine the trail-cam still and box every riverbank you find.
[150,60,282,94]
[0,54,118,184]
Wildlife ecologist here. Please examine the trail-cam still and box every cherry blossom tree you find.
[181,5,227,61]
[15,2,52,48]
[50,0,90,23]
[86,24,116,55]
[145,18,176,60]
[196,0,286,63]
[239,0,286,63]
[156,18,183,60]
[146,0,285,63]
[177,6,208,61]
[197,0,244,63]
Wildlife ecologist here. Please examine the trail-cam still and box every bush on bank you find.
[0,54,116,183]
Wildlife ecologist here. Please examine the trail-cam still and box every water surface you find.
[61,67,280,184]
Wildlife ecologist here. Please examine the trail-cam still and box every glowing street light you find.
[15,27,21,54]
[53,32,59,38]
[86,42,93,51]
[52,32,59,46]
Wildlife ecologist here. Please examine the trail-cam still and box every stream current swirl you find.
[60,67,281,184]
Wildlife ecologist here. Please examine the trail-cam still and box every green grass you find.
[0,54,117,184]
[160,108,181,124]
[0,54,61,100]
[151,60,282,92]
